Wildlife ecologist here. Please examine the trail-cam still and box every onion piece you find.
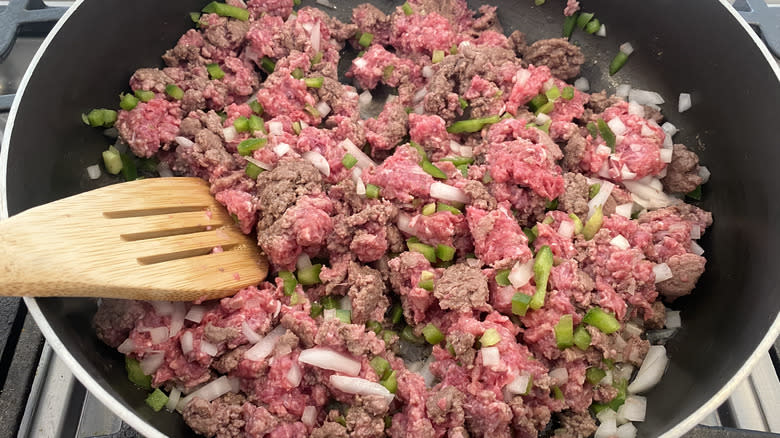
[558,220,575,239]
[505,373,531,395]
[310,20,321,53]
[661,122,678,137]
[148,327,169,345]
[242,321,263,344]
[698,166,711,184]
[340,139,376,169]
[616,422,638,438]
[596,24,606,37]
[628,345,668,394]
[622,180,677,209]
[619,42,635,55]
[185,305,206,323]
[302,150,331,177]
[610,235,630,250]
[267,121,283,136]
[316,101,331,118]
[86,164,101,180]
[422,65,434,78]
[628,89,664,105]
[615,203,633,219]
[287,362,303,387]
[617,395,647,422]
[299,348,361,376]
[358,90,372,107]
[353,57,367,69]
[223,126,238,142]
[616,84,631,98]
[397,213,414,235]
[430,182,469,203]
[621,165,637,181]
[659,148,673,163]
[329,375,394,403]
[245,157,273,171]
[587,180,614,218]
[549,367,569,385]
[574,77,590,92]
[177,376,234,411]
[678,93,692,113]
[481,347,500,367]
[595,417,618,438]
[413,87,428,103]
[691,224,702,240]
[245,325,286,361]
[117,338,135,354]
[665,310,682,329]
[690,241,705,256]
[150,301,174,316]
[508,259,534,288]
[169,303,186,338]
[608,118,627,136]
[623,322,643,339]
[614,363,635,382]
[139,352,165,375]
[180,331,194,354]
[274,142,291,157]
[175,136,195,148]
[200,340,218,357]
[301,406,318,426]
[352,167,366,195]
[297,254,313,271]
[653,263,673,283]
[166,387,182,411]
[535,112,551,125]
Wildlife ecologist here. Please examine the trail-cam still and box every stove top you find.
[0,1,778,437]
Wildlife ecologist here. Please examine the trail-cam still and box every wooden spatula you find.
[0,177,268,301]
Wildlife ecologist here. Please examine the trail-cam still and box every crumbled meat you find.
[347,262,390,324]
[559,172,590,217]
[352,3,392,45]
[644,301,667,329]
[346,406,385,438]
[587,91,622,114]
[508,30,527,57]
[522,38,585,80]
[563,131,587,172]
[656,253,707,300]
[254,160,324,231]
[93,299,146,348]
[204,323,240,344]
[311,421,349,438]
[434,264,489,312]
[212,345,250,374]
[446,331,477,366]
[426,385,466,426]
[280,310,317,348]
[662,144,703,194]
[556,411,598,438]
[314,319,385,356]
[182,395,245,438]
[460,180,497,211]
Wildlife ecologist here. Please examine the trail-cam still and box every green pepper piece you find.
[366,320,383,334]
[530,246,553,310]
[165,84,184,100]
[370,356,392,380]
[381,370,398,393]
[583,205,603,240]
[512,292,532,316]
[401,326,425,344]
[389,305,403,325]
[145,388,168,412]
[586,367,607,385]
[102,146,123,175]
[436,203,462,215]
[421,203,436,216]
[585,18,601,34]
[383,65,395,81]
[358,32,374,47]
[237,138,267,155]
[563,13,578,38]
[440,156,474,166]
[304,77,324,88]
[321,295,339,310]
[365,184,381,199]
[297,264,322,286]
[545,86,560,102]
[573,325,592,350]
[554,314,574,349]
[495,269,511,286]
[586,121,599,140]
[459,96,468,110]
[119,93,139,111]
[527,94,548,113]
[568,213,584,234]
[435,244,456,262]
[561,86,575,100]
[245,162,263,179]
[597,119,616,152]
[201,1,249,21]
[588,183,601,199]
[417,278,434,291]
[206,63,225,80]
[447,115,501,134]
[577,12,595,29]
[686,185,702,201]
[401,2,413,15]
[583,307,621,334]
[121,153,138,181]
[278,271,297,296]
[609,52,630,76]
[249,101,263,115]
[480,328,501,347]
[125,356,152,389]
[310,302,324,318]
[134,89,155,102]
[422,323,444,344]
[421,161,447,179]
[408,242,436,263]
[233,116,250,133]
[261,56,276,73]
[432,49,445,64]
[334,309,351,324]
[552,386,565,400]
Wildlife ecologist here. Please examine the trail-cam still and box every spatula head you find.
[2,177,268,301]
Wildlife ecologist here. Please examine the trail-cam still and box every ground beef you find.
[352,3,392,45]
[587,91,622,114]
[347,262,390,324]
[656,253,707,300]
[446,331,477,366]
[662,144,703,194]
[559,172,590,217]
[644,301,667,329]
[93,299,146,348]
[212,345,249,374]
[254,160,324,231]
[242,403,279,437]
[364,100,409,152]
[204,323,240,344]
[434,263,490,312]
[280,310,317,348]
[426,385,466,426]
[460,179,497,211]
[563,131,588,172]
[182,395,245,438]
[556,411,598,438]
[346,406,385,438]
[522,38,585,80]
[311,421,348,438]
[314,319,385,356]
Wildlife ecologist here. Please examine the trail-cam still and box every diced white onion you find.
[358,90,372,107]
[340,139,376,169]
[597,407,617,423]
[628,89,664,105]
[607,118,627,136]
[287,362,303,387]
[310,20,321,53]
[302,150,331,177]
[601,369,614,386]
[615,203,633,219]
[353,57,368,69]
[177,376,233,411]
[180,331,194,354]
[619,42,634,55]
[148,327,169,345]
[691,224,701,239]
[481,347,500,367]
[615,84,631,98]
[117,338,135,354]
[302,406,318,426]
[166,387,182,411]
[653,263,673,283]
[596,24,606,37]
[596,145,612,156]
[558,220,575,239]
[640,125,655,138]
[623,180,677,209]
[549,367,569,385]
[274,142,291,157]
[299,348,361,376]
[508,259,535,288]
[610,235,630,250]
[329,375,394,403]
[588,180,614,218]
[86,164,101,180]
[315,0,335,8]
[678,93,692,113]
[169,303,186,338]
[323,308,338,321]
[422,65,434,78]
[175,136,195,148]
[574,77,590,92]
[614,363,635,382]
[659,148,673,163]
[691,240,705,256]
[661,122,678,137]
[621,165,637,181]
[242,321,263,344]
[413,87,428,104]
[245,157,273,171]
[698,166,711,183]
[267,121,284,136]
[352,167,366,195]
[139,352,165,375]
[535,113,551,125]
[223,126,238,142]
[662,133,674,150]
[430,182,469,203]
[595,417,618,438]
[297,253,313,271]
[665,309,681,329]
[150,301,174,316]
[628,345,668,393]
[316,101,331,118]
[505,373,531,395]
[200,340,218,357]
[616,422,638,438]
[623,322,643,339]
[185,305,206,323]
[397,213,414,235]
[618,395,647,422]
[245,325,286,361]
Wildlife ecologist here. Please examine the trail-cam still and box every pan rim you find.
[1,0,778,437]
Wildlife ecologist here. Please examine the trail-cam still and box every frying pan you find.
[1,0,779,437]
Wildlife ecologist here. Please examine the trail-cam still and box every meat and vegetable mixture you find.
[91,0,712,436]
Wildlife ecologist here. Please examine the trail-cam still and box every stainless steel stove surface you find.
[1,1,779,437]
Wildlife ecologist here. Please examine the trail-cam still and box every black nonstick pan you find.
[1,0,779,437]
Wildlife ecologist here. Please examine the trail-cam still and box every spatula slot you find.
[120,226,213,242]
[136,243,239,265]
[103,206,209,219]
